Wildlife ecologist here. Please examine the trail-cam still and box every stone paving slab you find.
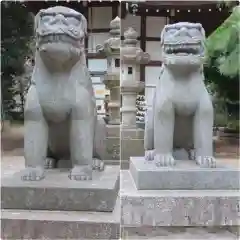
[121,226,238,239]
[130,157,240,190]
[121,171,239,227]
[1,199,120,239]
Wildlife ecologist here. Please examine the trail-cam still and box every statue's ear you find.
[160,26,166,45]
[34,10,42,35]
[201,26,206,39]
[81,14,88,37]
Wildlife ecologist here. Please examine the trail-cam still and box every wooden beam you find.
[112,2,119,19]
[24,2,86,14]
[125,1,233,17]
[88,28,110,33]
[88,2,117,8]
[146,37,161,41]
[87,53,106,59]
[147,61,162,67]
[140,15,146,83]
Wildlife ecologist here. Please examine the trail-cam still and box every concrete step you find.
[1,201,120,239]
[122,226,238,239]
[121,171,239,227]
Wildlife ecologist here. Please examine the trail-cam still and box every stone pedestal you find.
[105,124,120,164]
[121,158,239,238]
[130,157,239,190]
[1,166,120,239]
[2,204,120,239]
[120,128,144,169]
[2,166,119,212]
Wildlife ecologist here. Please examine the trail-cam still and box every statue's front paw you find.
[44,158,57,169]
[154,154,176,167]
[196,156,217,168]
[20,167,45,181]
[92,158,105,171]
[69,165,92,181]
[145,150,155,161]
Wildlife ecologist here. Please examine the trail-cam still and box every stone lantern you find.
[96,17,121,125]
[121,27,150,128]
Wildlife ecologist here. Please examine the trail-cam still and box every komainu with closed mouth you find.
[20,6,106,182]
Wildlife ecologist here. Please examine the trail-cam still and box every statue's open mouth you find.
[164,43,202,55]
[39,33,80,46]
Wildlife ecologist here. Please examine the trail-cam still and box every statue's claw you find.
[154,154,176,167]
[145,150,155,161]
[196,156,217,168]
[68,165,92,181]
[20,167,45,181]
[92,158,105,171]
[44,158,57,169]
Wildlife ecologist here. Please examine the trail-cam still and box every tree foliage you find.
[205,5,239,77]
[204,5,239,117]
[1,2,34,119]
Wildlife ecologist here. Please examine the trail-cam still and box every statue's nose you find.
[180,27,187,32]
[175,27,191,38]
[56,14,64,20]
[54,14,67,25]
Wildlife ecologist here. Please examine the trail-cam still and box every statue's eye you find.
[67,17,80,26]
[41,16,52,23]
[166,29,176,34]
[189,28,200,35]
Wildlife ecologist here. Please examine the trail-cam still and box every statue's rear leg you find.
[20,86,48,181]
[44,149,58,169]
[92,117,106,171]
[154,100,176,167]
[194,94,216,168]
[69,104,94,181]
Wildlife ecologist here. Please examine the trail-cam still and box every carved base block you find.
[130,157,239,190]
[121,128,144,167]
[1,200,120,239]
[1,166,119,212]
[121,226,238,239]
[121,171,239,227]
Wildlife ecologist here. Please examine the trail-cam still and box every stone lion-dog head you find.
[34,6,87,69]
[161,22,206,68]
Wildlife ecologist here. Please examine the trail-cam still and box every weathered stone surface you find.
[2,166,119,212]
[22,6,107,181]
[106,137,120,161]
[120,128,144,164]
[122,226,237,239]
[121,171,239,227]
[106,125,120,138]
[97,17,121,125]
[1,199,120,239]
[130,157,240,190]
[121,138,144,161]
[173,148,191,160]
[121,27,150,128]
[121,128,144,140]
[144,22,216,168]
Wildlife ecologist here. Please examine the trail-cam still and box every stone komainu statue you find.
[20,6,106,181]
[144,22,216,168]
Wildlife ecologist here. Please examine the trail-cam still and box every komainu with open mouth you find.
[144,22,216,168]
[20,6,106,181]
